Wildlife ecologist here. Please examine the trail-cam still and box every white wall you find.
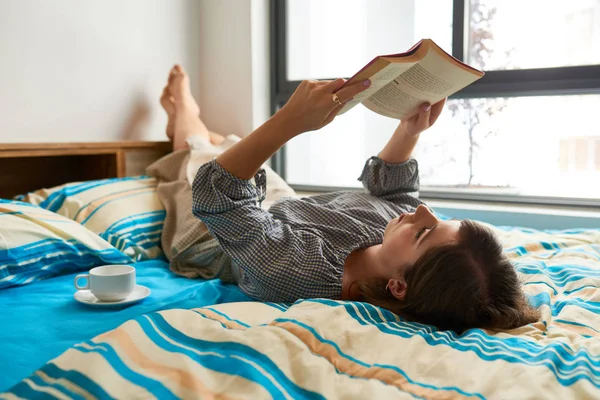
[197,0,270,137]
[0,0,268,143]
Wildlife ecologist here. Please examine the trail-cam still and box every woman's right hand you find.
[278,78,371,136]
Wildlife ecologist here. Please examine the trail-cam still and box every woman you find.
[151,65,540,333]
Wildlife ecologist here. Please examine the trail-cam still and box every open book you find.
[336,39,484,119]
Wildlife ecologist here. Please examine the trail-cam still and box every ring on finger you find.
[332,93,343,106]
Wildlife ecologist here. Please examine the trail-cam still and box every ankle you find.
[173,99,198,113]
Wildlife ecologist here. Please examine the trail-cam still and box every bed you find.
[0,142,252,390]
[1,142,600,399]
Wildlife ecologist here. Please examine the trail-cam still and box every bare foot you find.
[159,86,175,140]
[169,65,200,117]
[160,65,227,149]
[168,65,210,151]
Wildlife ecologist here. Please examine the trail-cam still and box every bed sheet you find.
[0,259,250,391]
[4,227,600,399]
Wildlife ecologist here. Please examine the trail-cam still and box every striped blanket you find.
[3,227,600,399]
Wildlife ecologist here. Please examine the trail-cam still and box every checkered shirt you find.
[191,156,423,302]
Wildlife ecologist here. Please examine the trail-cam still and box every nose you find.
[414,204,438,224]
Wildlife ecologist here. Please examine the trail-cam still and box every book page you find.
[409,48,480,94]
[363,79,423,119]
[337,62,414,115]
[364,49,482,119]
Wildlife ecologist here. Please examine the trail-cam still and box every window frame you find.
[269,0,600,208]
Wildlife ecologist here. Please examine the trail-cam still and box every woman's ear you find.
[386,278,407,301]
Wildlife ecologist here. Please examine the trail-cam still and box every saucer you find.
[74,285,151,307]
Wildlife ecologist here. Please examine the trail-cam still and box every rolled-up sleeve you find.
[191,160,342,302]
[358,156,420,203]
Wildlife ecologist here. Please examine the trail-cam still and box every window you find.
[464,0,600,70]
[271,0,600,206]
[285,0,452,80]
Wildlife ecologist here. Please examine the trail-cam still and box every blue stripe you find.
[1,238,127,264]
[191,310,230,329]
[134,233,162,246]
[203,307,251,328]
[78,188,159,225]
[1,238,130,289]
[99,233,161,259]
[1,251,128,277]
[111,237,157,251]
[528,292,551,309]
[495,226,537,233]
[515,261,600,286]
[523,281,558,295]
[2,215,72,224]
[125,225,163,239]
[0,199,40,208]
[126,221,164,234]
[274,317,483,399]
[105,211,166,234]
[564,285,599,296]
[27,373,85,400]
[8,379,59,400]
[553,298,600,316]
[506,245,528,256]
[264,302,290,312]
[0,210,33,217]
[102,242,142,260]
[100,211,166,255]
[357,301,388,324]
[541,242,554,250]
[105,230,162,247]
[142,313,324,400]
[0,210,71,223]
[545,228,600,235]
[39,176,152,212]
[73,341,177,398]
[0,238,71,259]
[115,225,163,243]
[0,238,119,260]
[306,299,600,388]
[38,362,114,399]
[553,319,600,334]
[3,253,115,282]
[1,251,131,288]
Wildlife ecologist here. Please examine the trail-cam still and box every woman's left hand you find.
[399,98,447,137]
[278,78,372,136]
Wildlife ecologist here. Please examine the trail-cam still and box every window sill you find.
[295,191,600,230]
[423,198,600,230]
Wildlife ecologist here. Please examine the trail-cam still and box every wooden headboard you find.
[0,142,171,199]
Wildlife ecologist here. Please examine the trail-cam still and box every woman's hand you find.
[378,98,447,164]
[278,78,372,136]
[398,98,447,137]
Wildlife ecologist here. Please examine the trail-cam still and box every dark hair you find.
[359,220,540,333]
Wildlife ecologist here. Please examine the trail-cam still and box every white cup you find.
[74,265,136,302]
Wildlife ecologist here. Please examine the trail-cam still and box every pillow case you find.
[0,199,132,289]
[18,176,165,261]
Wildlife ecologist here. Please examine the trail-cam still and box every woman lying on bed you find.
[151,65,540,333]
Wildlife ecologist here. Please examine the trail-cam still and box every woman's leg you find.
[147,65,238,282]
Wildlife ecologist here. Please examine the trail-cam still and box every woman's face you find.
[380,205,462,274]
